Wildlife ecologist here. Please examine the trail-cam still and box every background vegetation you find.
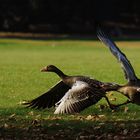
[0,0,140,35]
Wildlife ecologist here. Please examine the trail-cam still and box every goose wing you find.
[23,81,70,109]
[54,81,104,114]
[97,29,138,82]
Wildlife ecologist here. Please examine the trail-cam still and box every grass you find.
[0,38,140,139]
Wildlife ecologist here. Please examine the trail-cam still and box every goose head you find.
[41,65,58,72]
[41,65,67,79]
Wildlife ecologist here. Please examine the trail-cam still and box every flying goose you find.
[97,29,140,107]
[24,65,115,114]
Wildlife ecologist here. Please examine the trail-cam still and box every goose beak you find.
[40,67,48,72]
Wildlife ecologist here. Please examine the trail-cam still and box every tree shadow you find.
[0,107,140,139]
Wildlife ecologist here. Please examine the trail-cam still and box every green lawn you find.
[0,38,140,139]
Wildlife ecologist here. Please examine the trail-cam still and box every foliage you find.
[0,1,140,33]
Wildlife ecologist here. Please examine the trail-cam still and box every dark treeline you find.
[0,0,140,35]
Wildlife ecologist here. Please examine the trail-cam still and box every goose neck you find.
[54,68,67,79]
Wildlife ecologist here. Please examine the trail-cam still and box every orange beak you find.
[40,67,48,72]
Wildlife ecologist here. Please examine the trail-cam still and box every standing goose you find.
[24,65,115,114]
[97,29,140,107]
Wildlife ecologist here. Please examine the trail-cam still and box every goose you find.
[24,65,115,114]
[97,29,140,107]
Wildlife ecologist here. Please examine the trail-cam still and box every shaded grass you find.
[0,38,140,139]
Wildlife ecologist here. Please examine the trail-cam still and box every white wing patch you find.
[54,81,89,114]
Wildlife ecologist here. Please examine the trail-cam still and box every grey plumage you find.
[23,65,115,114]
[97,29,138,82]
[97,29,140,107]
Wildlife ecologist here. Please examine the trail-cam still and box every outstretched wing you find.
[97,29,138,82]
[54,81,104,114]
[23,81,70,109]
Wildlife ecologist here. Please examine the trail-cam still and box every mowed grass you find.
[0,38,140,138]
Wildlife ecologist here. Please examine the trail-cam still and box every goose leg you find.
[104,95,116,110]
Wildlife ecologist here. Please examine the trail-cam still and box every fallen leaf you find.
[98,115,105,118]
[18,100,27,105]
[35,114,41,119]
[9,113,16,118]
[110,98,117,101]
[133,129,139,133]
[28,111,34,116]
[124,106,129,113]
[31,119,40,125]
[108,92,114,96]
[4,123,9,128]
[86,115,93,120]
[94,126,101,130]
[123,129,128,135]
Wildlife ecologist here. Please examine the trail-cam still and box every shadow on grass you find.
[0,117,140,140]
[0,107,140,139]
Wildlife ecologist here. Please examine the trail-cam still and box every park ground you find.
[0,38,140,139]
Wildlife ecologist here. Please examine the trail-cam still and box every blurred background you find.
[0,0,140,37]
